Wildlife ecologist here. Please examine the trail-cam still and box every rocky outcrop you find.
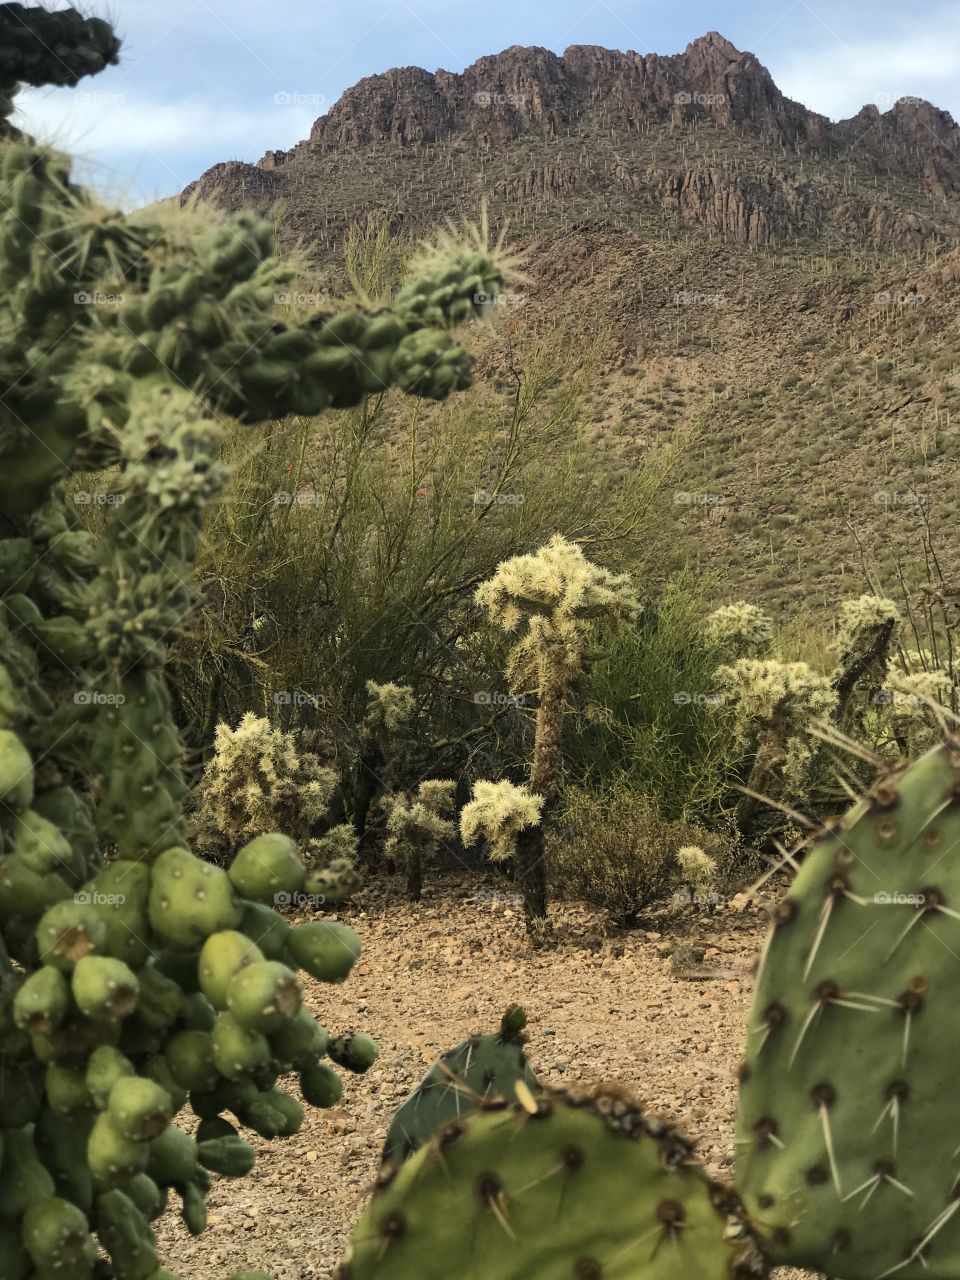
[180,161,278,213]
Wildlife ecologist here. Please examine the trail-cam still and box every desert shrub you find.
[192,713,339,858]
[548,780,741,926]
[567,573,740,820]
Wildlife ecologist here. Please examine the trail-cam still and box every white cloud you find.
[772,24,960,120]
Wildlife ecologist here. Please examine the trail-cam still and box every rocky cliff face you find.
[181,32,960,255]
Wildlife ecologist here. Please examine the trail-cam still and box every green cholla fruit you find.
[22,1196,96,1275]
[12,808,77,879]
[286,920,361,983]
[148,847,240,948]
[45,1063,94,1115]
[195,1117,236,1143]
[0,1127,56,1219]
[228,833,304,904]
[303,857,363,906]
[299,1062,343,1109]
[146,1126,198,1188]
[198,930,265,1009]
[35,900,108,972]
[0,729,34,811]
[196,1134,255,1177]
[142,1054,188,1114]
[72,955,139,1022]
[165,1029,218,1093]
[135,964,184,1029]
[87,1111,149,1185]
[382,1011,541,1166]
[96,1187,158,1279]
[85,860,153,969]
[329,1032,379,1074]
[238,901,291,960]
[269,1006,329,1070]
[179,991,217,1031]
[0,854,71,927]
[13,964,70,1035]
[108,1077,172,1142]
[345,1087,762,1280]
[226,959,303,1033]
[86,1046,136,1110]
[243,1086,304,1138]
[211,1011,271,1081]
[34,1104,94,1211]
[121,1173,165,1222]
[180,1179,207,1235]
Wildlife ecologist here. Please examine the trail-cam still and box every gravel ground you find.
[155,875,809,1279]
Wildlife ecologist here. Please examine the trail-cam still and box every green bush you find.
[548,781,742,926]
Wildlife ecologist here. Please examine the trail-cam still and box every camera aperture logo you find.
[274,890,325,908]
[74,890,126,906]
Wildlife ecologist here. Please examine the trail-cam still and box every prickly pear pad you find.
[737,740,960,1278]
[343,1086,766,1280]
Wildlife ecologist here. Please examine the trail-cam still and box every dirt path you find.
[155,876,800,1279]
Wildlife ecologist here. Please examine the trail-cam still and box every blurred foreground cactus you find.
[345,737,960,1279]
[0,6,508,1277]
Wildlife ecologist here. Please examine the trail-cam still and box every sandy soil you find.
[155,875,802,1279]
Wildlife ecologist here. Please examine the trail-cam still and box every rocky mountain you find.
[181,34,960,613]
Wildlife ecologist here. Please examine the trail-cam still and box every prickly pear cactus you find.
[344,1085,767,1280]
[0,7,506,1278]
[382,1005,541,1166]
[737,740,960,1278]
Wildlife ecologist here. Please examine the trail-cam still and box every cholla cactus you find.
[382,779,456,900]
[676,844,717,884]
[881,668,954,754]
[363,680,415,735]
[714,659,836,831]
[194,713,339,857]
[704,601,774,659]
[475,536,640,921]
[460,779,545,863]
[306,822,360,869]
[834,593,900,658]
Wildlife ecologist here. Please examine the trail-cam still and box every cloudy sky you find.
[13,0,960,207]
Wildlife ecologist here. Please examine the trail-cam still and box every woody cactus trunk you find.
[0,9,507,1278]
